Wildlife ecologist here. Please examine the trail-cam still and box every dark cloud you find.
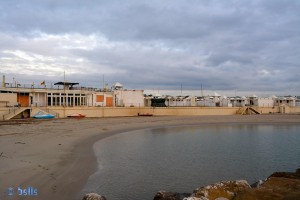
[0,0,300,95]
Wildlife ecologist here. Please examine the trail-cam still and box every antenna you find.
[181,84,182,95]
[102,74,104,91]
[63,71,66,90]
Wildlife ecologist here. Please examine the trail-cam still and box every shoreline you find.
[1,115,300,200]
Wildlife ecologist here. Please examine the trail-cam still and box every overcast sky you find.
[0,0,299,95]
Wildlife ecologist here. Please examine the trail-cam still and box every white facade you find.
[32,92,47,107]
[220,97,232,107]
[89,92,113,107]
[230,97,248,107]
[196,100,216,107]
[254,97,274,107]
[167,96,193,107]
[114,90,144,107]
[275,97,296,107]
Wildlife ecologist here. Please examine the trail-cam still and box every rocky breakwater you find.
[153,168,300,200]
[154,180,251,200]
[82,168,300,200]
[82,193,107,200]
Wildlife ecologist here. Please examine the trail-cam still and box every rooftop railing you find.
[2,83,112,92]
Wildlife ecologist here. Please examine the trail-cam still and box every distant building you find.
[275,96,296,107]
[167,96,192,107]
[0,78,144,108]
[114,90,144,107]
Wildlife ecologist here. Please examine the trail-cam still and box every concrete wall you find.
[255,98,274,107]
[0,93,18,107]
[43,107,239,118]
[255,107,279,114]
[290,106,300,113]
[1,106,300,121]
[46,106,300,118]
[32,93,47,107]
[90,92,113,107]
[114,90,144,107]
[0,108,9,120]
[249,106,300,114]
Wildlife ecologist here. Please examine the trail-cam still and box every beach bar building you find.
[0,81,91,107]
[0,78,144,109]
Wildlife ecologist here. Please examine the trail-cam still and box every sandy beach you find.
[1,114,300,200]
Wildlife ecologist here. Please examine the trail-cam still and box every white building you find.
[253,97,275,107]
[114,90,144,107]
[167,96,193,107]
[230,96,249,107]
[0,79,144,108]
[275,96,296,107]
[220,96,232,107]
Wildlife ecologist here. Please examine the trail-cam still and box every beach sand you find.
[1,115,300,200]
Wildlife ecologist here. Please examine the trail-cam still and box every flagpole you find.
[63,71,66,117]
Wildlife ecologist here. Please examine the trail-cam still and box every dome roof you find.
[113,82,123,87]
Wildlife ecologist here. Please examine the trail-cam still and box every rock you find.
[191,180,250,200]
[82,193,107,200]
[234,169,300,200]
[250,180,264,188]
[183,197,205,200]
[268,171,300,180]
[156,168,300,200]
[153,191,191,200]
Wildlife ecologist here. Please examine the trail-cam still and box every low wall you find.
[46,106,290,118]
[290,106,300,113]
[1,106,300,120]
[44,107,240,118]
[0,108,9,120]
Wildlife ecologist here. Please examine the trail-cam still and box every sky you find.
[0,0,299,95]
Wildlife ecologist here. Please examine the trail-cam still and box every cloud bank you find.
[0,0,299,94]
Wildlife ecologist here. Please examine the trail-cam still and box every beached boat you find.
[67,113,86,118]
[138,113,153,116]
[32,111,55,119]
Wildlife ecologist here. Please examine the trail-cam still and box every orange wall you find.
[17,94,30,107]
[96,95,104,102]
[106,97,113,107]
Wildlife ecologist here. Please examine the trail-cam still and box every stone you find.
[192,180,250,200]
[250,180,264,188]
[234,169,300,200]
[82,193,107,200]
[153,191,191,200]
[183,197,206,200]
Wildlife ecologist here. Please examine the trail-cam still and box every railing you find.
[3,83,112,92]
[2,107,25,120]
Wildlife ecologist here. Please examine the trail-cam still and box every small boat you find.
[67,113,86,118]
[138,113,153,116]
[32,111,55,119]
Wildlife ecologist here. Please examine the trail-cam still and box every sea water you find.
[81,125,300,200]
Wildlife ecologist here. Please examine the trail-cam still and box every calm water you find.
[81,125,300,200]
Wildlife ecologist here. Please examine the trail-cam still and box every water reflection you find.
[81,125,300,200]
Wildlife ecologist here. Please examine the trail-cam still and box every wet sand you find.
[1,115,300,200]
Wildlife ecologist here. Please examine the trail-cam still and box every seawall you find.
[1,106,300,120]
